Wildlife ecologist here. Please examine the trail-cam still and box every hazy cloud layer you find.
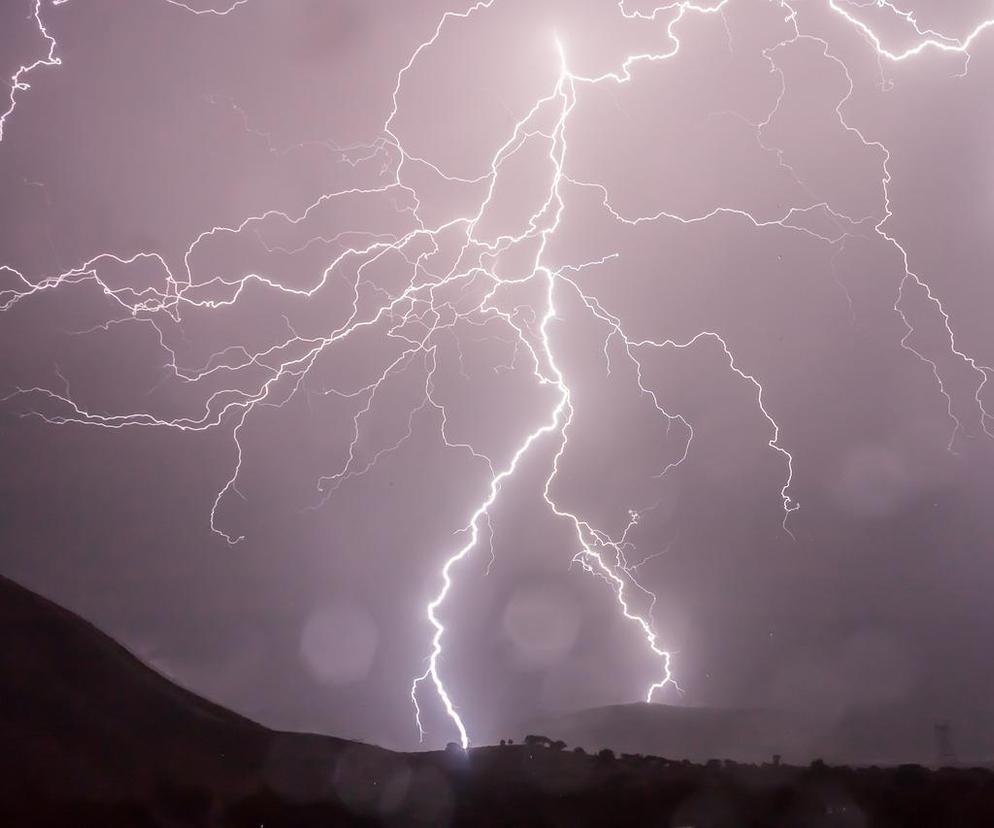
[2,0,994,752]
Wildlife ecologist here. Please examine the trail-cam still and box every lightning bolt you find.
[820,0,994,447]
[2,0,993,751]
[1,0,66,145]
[162,0,251,15]
[828,0,994,63]
[1,0,251,145]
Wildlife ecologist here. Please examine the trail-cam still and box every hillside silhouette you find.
[4,573,994,827]
[513,699,991,767]
[0,573,381,823]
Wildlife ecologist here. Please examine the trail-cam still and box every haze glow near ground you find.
[2,0,994,752]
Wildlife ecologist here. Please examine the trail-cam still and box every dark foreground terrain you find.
[3,573,994,827]
[513,698,994,768]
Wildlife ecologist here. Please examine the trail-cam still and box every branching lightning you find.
[1,0,66,145]
[2,0,993,749]
[2,0,252,146]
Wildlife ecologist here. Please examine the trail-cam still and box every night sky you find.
[3,0,994,753]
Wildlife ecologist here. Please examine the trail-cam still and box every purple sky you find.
[3,0,994,752]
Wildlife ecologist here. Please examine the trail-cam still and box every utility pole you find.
[934,721,956,767]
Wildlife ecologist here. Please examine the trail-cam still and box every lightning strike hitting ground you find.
[2,0,993,749]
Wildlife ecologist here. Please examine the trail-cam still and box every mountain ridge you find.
[512,698,994,766]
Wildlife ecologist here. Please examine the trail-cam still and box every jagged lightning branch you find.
[2,0,251,145]
[1,0,65,144]
[829,0,994,63]
[823,0,994,447]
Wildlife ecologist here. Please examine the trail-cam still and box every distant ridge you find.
[513,700,994,767]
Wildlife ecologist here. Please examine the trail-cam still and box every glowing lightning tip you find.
[553,32,567,67]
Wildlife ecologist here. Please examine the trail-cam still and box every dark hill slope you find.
[0,574,364,803]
